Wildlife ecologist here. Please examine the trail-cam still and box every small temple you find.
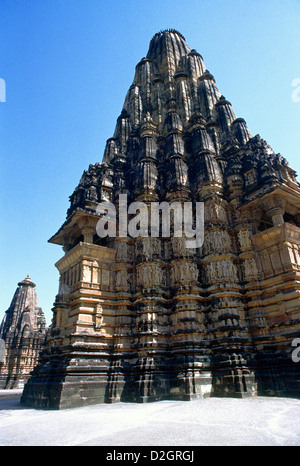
[0,275,47,389]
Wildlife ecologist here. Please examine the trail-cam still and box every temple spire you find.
[0,276,47,389]
[21,30,300,409]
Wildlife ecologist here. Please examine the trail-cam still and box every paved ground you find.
[0,391,300,446]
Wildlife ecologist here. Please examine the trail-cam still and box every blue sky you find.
[1,0,300,324]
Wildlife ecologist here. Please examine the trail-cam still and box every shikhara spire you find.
[0,276,47,389]
[21,30,300,409]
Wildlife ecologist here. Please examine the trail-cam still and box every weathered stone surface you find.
[21,30,300,409]
[0,275,47,389]
[0,339,5,363]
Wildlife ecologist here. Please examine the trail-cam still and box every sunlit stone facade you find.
[21,30,300,409]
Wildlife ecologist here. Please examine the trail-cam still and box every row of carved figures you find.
[114,228,253,260]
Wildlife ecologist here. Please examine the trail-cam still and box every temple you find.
[21,30,300,409]
[0,275,47,389]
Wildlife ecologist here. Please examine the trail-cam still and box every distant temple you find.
[22,30,300,409]
[0,275,47,389]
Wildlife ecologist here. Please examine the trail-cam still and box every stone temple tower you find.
[0,275,47,388]
[22,30,300,409]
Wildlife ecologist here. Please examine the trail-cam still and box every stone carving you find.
[171,236,190,256]
[94,303,103,329]
[206,260,238,282]
[142,237,153,260]
[21,29,300,409]
[205,203,227,224]
[82,264,92,282]
[116,269,129,289]
[172,261,199,284]
[243,258,258,280]
[238,229,252,250]
[245,169,257,185]
[116,241,128,260]
[204,229,231,253]
[137,264,162,287]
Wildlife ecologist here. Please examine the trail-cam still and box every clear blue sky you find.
[1,0,300,324]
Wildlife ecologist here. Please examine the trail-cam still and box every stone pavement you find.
[0,392,300,446]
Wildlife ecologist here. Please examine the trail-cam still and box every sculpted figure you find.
[238,229,251,250]
[142,238,152,261]
[244,258,258,279]
[82,264,91,282]
[116,269,129,288]
[94,303,103,329]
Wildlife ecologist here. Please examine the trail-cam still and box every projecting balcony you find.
[252,222,300,278]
